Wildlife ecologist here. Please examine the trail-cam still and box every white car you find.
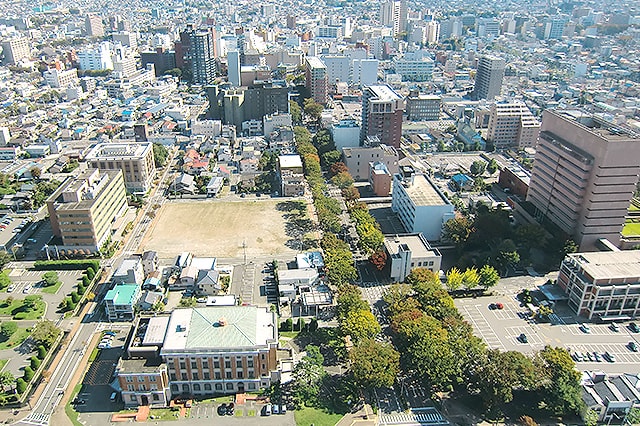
[98,342,112,349]
[22,285,31,294]
[580,323,591,333]
[6,285,15,292]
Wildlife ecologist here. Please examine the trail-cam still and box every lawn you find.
[294,406,344,426]
[65,383,83,426]
[622,222,640,236]
[40,280,64,294]
[0,359,7,371]
[279,331,300,339]
[0,328,30,350]
[149,408,181,421]
[0,297,45,319]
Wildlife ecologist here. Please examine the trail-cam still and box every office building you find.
[526,110,640,251]
[46,169,128,251]
[141,48,176,77]
[243,80,290,122]
[342,145,399,181]
[0,127,10,145]
[330,119,361,151]
[557,250,640,320]
[406,90,441,121]
[472,55,505,101]
[360,85,405,148]
[85,142,156,194]
[227,50,241,87]
[160,306,279,395]
[43,67,79,89]
[113,31,137,49]
[1,37,31,64]
[391,166,455,240]
[351,59,379,86]
[85,13,105,37]
[487,100,541,150]
[78,42,113,71]
[320,55,350,85]
[305,56,328,105]
[370,162,393,196]
[189,28,216,85]
[384,233,442,282]
[116,358,170,408]
[394,56,435,82]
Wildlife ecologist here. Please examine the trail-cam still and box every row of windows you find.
[126,384,158,391]
[170,370,257,381]
[170,381,257,393]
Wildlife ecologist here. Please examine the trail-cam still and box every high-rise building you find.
[85,13,105,37]
[227,50,241,87]
[406,90,441,121]
[472,55,505,101]
[78,42,113,71]
[352,59,379,86]
[487,100,540,150]
[243,81,290,121]
[360,85,405,148]
[1,37,31,64]
[113,31,138,50]
[189,28,217,85]
[141,47,176,77]
[305,56,328,105]
[526,110,640,251]
[0,127,10,145]
[46,169,128,251]
[85,142,156,194]
[379,0,407,36]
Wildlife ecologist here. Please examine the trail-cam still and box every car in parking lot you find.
[104,331,116,336]
[586,352,594,361]
[262,404,271,416]
[603,351,616,362]
[580,323,591,333]
[280,404,287,414]
[593,352,602,362]
[217,403,227,416]
[22,285,31,293]
[272,404,279,415]
[628,341,638,352]
[6,285,15,292]
[572,352,584,362]
[489,303,503,310]
[226,402,234,415]
[518,333,528,343]
[609,322,620,332]
[629,322,640,333]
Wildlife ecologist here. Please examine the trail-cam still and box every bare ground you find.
[140,200,300,259]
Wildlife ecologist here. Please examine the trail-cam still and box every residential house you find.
[141,251,159,276]
[113,258,145,286]
[195,270,221,296]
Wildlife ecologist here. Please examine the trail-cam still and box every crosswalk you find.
[20,412,50,426]
[380,409,449,425]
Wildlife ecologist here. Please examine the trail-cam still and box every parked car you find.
[572,352,584,362]
[272,404,279,415]
[495,302,504,309]
[593,352,602,362]
[586,352,594,361]
[98,342,112,349]
[110,392,117,402]
[104,331,116,336]
[580,323,591,333]
[6,285,15,292]
[280,404,287,414]
[263,404,271,416]
[628,341,638,352]
[629,322,640,333]
[226,402,234,415]
[518,333,528,343]
[22,285,31,293]
[217,403,227,416]
[610,322,620,332]
[604,351,616,362]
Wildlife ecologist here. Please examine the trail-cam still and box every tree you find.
[496,239,520,270]
[85,267,95,281]
[303,98,323,122]
[30,356,41,370]
[29,166,41,179]
[341,186,360,202]
[487,159,498,174]
[478,265,500,289]
[178,297,197,308]
[443,217,474,247]
[0,321,17,340]
[0,371,14,393]
[23,366,34,382]
[70,291,80,304]
[308,318,319,333]
[23,295,40,311]
[321,150,342,169]
[31,320,61,348]
[515,224,546,249]
[0,252,11,271]
[0,271,11,290]
[342,309,381,342]
[357,222,384,254]
[42,271,59,287]
[289,100,302,124]
[292,345,326,407]
[446,267,464,292]
[470,160,486,176]
[462,267,480,290]
[297,318,306,332]
[37,345,47,360]
[331,171,354,189]
[153,143,169,167]
[336,285,368,321]
[15,378,26,394]
[285,318,293,332]
[535,346,585,416]
[369,249,387,271]
[329,162,348,177]
[350,339,400,388]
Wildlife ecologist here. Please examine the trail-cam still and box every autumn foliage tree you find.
[369,249,387,270]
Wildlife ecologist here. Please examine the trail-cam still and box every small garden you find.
[0,295,45,320]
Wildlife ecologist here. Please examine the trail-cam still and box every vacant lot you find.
[141,200,299,259]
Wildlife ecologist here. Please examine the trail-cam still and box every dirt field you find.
[141,200,300,259]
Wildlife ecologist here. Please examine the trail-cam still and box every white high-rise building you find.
[78,42,113,71]
[379,0,407,36]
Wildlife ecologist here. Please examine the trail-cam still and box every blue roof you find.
[451,173,472,184]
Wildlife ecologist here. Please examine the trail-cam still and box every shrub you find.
[37,345,47,360]
[70,291,80,304]
[81,275,90,287]
[23,366,34,382]
[30,356,41,370]
[0,321,17,339]
[13,312,28,320]
[77,285,86,295]
[85,267,95,281]
[34,260,100,271]
[309,318,319,332]
[285,318,293,332]
[15,378,26,394]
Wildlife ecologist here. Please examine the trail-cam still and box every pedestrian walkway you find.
[379,408,449,425]
[19,412,50,426]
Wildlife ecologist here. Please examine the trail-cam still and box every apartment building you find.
[557,250,640,320]
[160,306,279,396]
[85,13,105,37]
[117,358,170,408]
[47,169,128,251]
[278,154,305,197]
[391,166,455,241]
[384,233,442,282]
[342,145,399,181]
[486,100,541,150]
[360,85,405,148]
[472,55,505,101]
[305,56,328,105]
[43,67,79,89]
[526,110,640,251]
[105,284,141,321]
[1,37,31,64]
[85,142,156,194]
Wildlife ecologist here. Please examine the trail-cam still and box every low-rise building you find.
[557,250,640,320]
[277,268,319,288]
[116,357,170,408]
[113,257,145,285]
[105,283,141,321]
[342,145,399,182]
[384,233,442,282]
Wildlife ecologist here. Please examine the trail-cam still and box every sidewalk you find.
[335,404,377,426]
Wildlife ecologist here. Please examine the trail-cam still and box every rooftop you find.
[306,56,326,69]
[118,357,164,374]
[161,306,277,353]
[397,173,449,207]
[384,233,441,259]
[365,85,403,102]
[105,284,139,306]
[85,141,152,160]
[568,251,640,281]
[278,154,303,170]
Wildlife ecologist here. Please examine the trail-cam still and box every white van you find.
[110,392,117,402]
[263,404,271,416]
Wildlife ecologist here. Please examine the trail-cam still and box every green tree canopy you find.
[342,309,380,343]
[350,339,400,388]
[31,320,61,348]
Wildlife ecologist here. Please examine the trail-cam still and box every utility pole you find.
[242,239,247,265]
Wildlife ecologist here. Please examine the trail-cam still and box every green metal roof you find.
[105,284,139,306]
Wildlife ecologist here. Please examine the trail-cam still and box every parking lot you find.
[189,401,294,425]
[455,295,640,374]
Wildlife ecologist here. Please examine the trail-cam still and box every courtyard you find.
[140,199,302,259]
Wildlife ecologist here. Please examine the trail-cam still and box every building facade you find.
[472,55,505,101]
[557,250,640,320]
[406,91,441,121]
[189,28,217,85]
[47,169,128,251]
[85,142,156,194]
[342,145,399,182]
[117,358,170,408]
[105,284,141,321]
[305,56,328,105]
[391,166,455,240]
[1,37,31,64]
[384,233,442,282]
[526,110,640,251]
[487,100,541,150]
[360,85,405,148]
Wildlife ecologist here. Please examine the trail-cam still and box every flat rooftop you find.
[306,56,326,69]
[85,141,152,160]
[118,357,164,373]
[400,174,449,207]
[384,233,440,258]
[367,85,402,102]
[278,154,303,169]
[569,251,640,281]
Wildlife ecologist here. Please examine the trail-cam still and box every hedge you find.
[34,260,100,271]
